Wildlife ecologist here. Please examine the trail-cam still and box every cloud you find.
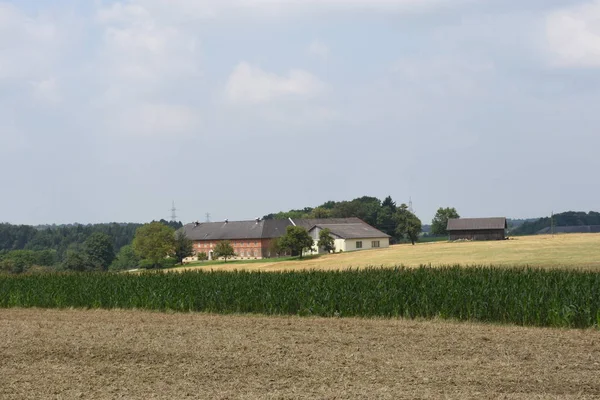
[224,62,327,105]
[546,1,600,68]
[31,78,61,105]
[106,103,202,137]
[95,0,464,21]
[308,40,330,58]
[0,3,61,81]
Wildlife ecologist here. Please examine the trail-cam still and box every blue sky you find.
[1,0,599,224]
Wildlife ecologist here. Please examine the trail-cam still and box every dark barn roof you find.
[447,217,507,231]
[308,223,390,239]
[182,217,389,241]
[182,220,267,241]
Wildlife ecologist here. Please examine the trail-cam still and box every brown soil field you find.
[2,310,600,399]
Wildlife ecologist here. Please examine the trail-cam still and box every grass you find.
[176,233,600,272]
[2,266,600,328]
[180,254,320,268]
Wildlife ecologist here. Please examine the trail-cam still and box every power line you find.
[205,213,211,223]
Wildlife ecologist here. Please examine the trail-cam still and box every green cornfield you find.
[1,266,599,328]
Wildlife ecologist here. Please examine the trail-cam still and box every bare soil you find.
[1,309,599,399]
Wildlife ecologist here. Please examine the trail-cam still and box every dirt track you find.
[1,309,599,399]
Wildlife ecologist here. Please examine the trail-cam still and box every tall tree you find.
[381,196,397,213]
[213,241,235,262]
[83,232,115,271]
[431,207,460,236]
[279,226,314,258]
[173,230,194,264]
[317,228,336,253]
[132,222,176,268]
[395,204,422,245]
[109,245,140,271]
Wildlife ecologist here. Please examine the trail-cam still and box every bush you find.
[197,252,208,261]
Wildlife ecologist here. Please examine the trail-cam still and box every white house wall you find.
[308,237,389,255]
[344,237,390,252]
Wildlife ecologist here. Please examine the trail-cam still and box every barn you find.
[447,217,507,241]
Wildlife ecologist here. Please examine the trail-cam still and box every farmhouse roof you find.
[182,217,389,241]
[308,223,391,239]
[183,220,267,241]
[447,217,507,231]
[292,217,365,230]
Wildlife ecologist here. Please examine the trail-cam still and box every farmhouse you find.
[182,217,390,260]
[447,217,507,241]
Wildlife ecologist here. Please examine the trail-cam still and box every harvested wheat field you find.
[1,309,599,399]
[179,233,600,272]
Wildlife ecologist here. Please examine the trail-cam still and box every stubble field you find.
[180,233,600,272]
[1,308,599,399]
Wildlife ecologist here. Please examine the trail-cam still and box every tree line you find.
[0,220,183,274]
[511,211,600,235]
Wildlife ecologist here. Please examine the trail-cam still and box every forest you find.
[0,220,182,273]
[511,211,600,235]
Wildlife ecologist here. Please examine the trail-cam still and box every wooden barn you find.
[447,217,507,241]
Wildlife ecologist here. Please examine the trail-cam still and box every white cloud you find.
[546,1,600,68]
[0,3,61,80]
[94,0,464,21]
[225,62,327,105]
[107,104,201,137]
[31,78,62,105]
[308,40,330,58]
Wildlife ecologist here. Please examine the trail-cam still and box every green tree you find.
[395,204,422,245]
[317,228,335,253]
[173,230,194,264]
[83,232,115,271]
[109,245,140,271]
[309,207,331,219]
[279,226,314,258]
[268,238,284,258]
[431,207,460,236]
[61,248,93,272]
[213,241,235,262]
[132,222,176,268]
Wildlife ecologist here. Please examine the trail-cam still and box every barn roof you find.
[182,220,266,240]
[447,217,507,231]
[308,222,391,239]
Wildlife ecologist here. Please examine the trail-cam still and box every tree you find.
[395,204,422,245]
[213,241,235,262]
[268,238,284,258]
[62,248,94,272]
[431,207,460,236]
[83,232,114,271]
[173,230,194,264]
[309,207,331,219]
[317,228,335,253]
[132,222,176,268]
[109,245,140,271]
[279,226,314,258]
[381,196,397,213]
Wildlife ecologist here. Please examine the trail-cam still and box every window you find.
[356,241,363,249]
[372,241,380,248]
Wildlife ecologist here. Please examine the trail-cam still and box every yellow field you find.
[179,233,600,272]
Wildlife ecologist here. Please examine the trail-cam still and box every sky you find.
[1,0,600,225]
